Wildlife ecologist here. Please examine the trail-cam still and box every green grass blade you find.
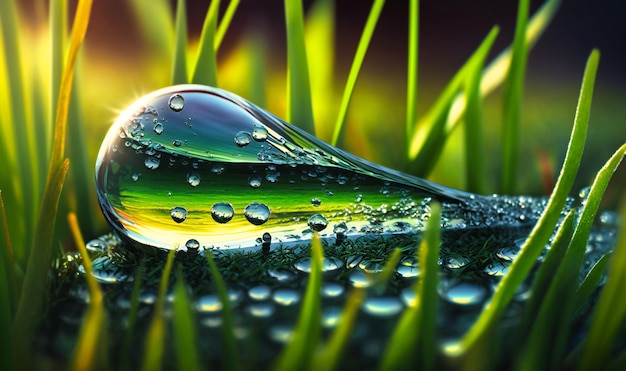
[274,233,323,371]
[191,0,219,86]
[330,0,385,146]
[573,253,609,311]
[206,250,242,371]
[381,203,441,370]
[313,289,364,370]
[216,0,241,50]
[172,0,189,85]
[284,0,315,135]
[460,49,599,352]
[68,213,107,371]
[501,0,530,195]
[578,148,626,370]
[173,268,201,371]
[464,27,498,194]
[375,247,402,292]
[0,193,13,371]
[129,0,174,65]
[11,159,69,368]
[120,262,145,371]
[141,250,175,371]
[0,191,17,316]
[50,0,67,158]
[405,0,419,149]
[306,0,335,142]
[407,0,562,166]
[407,26,498,176]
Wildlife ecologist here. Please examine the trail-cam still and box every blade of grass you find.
[306,0,335,142]
[313,289,364,370]
[129,0,174,64]
[0,191,17,315]
[381,203,441,370]
[215,0,241,50]
[407,0,562,165]
[284,0,315,135]
[460,49,599,353]
[578,150,626,370]
[172,0,189,84]
[464,27,499,194]
[274,233,323,371]
[407,26,498,176]
[375,247,402,293]
[330,0,385,146]
[501,0,530,195]
[120,261,145,371]
[50,0,67,158]
[173,268,201,371]
[141,250,175,371]
[573,253,609,311]
[191,0,219,86]
[405,0,419,149]
[68,213,107,371]
[206,250,242,371]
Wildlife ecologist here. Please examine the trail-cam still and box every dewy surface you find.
[96,85,560,251]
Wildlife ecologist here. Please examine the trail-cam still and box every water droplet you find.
[79,256,131,284]
[187,172,201,187]
[171,206,187,223]
[248,175,262,188]
[247,303,275,318]
[267,268,295,282]
[252,126,268,141]
[244,202,270,225]
[322,306,342,328]
[196,295,222,313]
[168,94,185,112]
[308,214,328,231]
[248,285,271,301]
[153,122,164,134]
[440,280,489,306]
[211,202,234,223]
[311,198,322,207]
[144,156,160,170]
[85,238,107,253]
[185,238,200,251]
[362,297,403,317]
[348,270,372,288]
[322,283,344,298]
[273,289,300,306]
[234,131,252,147]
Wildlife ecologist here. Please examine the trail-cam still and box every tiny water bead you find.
[95,85,563,251]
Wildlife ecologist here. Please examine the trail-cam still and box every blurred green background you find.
[15,0,626,236]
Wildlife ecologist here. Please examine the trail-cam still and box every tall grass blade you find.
[375,247,402,292]
[191,0,219,86]
[406,0,419,149]
[68,213,107,371]
[173,268,201,371]
[464,27,498,193]
[121,262,145,371]
[275,233,323,371]
[129,0,174,65]
[573,253,609,311]
[408,0,562,166]
[206,251,242,371]
[0,191,17,315]
[330,0,385,146]
[141,250,175,371]
[0,192,13,371]
[172,0,189,84]
[501,0,530,194]
[50,0,67,157]
[381,203,441,370]
[284,0,315,135]
[306,0,335,142]
[407,26,498,176]
[578,148,626,370]
[216,0,241,50]
[313,289,364,370]
[461,49,599,353]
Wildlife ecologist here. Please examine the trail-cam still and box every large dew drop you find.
[96,85,554,251]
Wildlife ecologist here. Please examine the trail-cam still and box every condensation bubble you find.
[168,94,185,112]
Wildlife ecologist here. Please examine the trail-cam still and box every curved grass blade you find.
[172,0,189,85]
[129,0,174,64]
[460,49,599,353]
[206,250,242,371]
[501,0,530,195]
[173,268,201,371]
[375,247,401,293]
[68,213,107,371]
[191,0,219,86]
[274,233,323,371]
[573,253,609,311]
[313,289,364,371]
[407,0,562,166]
[381,203,441,371]
[464,27,499,193]
[578,148,626,370]
[330,0,385,146]
[284,0,315,135]
[141,250,175,371]
[216,0,241,50]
